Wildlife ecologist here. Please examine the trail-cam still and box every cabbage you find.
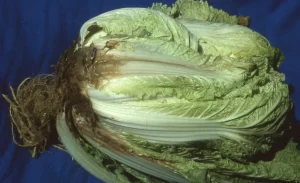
[78,8,289,142]
[56,7,292,183]
[3,2,298,183]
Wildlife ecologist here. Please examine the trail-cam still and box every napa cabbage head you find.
[77,7,289,161]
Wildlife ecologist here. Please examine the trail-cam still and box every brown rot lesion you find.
[104,40,120,50]
[56,41,101,127]
[81,46,98,73]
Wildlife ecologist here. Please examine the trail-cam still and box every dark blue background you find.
[1,0,299,182]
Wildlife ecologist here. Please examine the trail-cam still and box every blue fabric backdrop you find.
[1,0,300,182]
